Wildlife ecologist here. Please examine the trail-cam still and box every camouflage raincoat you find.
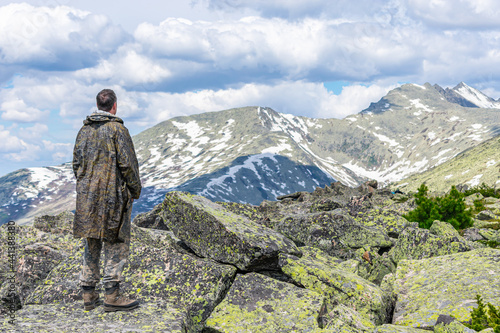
[72,111,141,243]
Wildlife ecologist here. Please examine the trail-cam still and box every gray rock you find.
[205,272,327,332]
[23,226,236,333]
[276,209,393,260]
[132,202,168,230]
[161,191,301,271]
[389,227,470,264]
[279,246,392,325]
[463,228,486,242]
[392,248,500,329]
[3,302,187,332]
[373,324,428,332]
[476,210,497,221]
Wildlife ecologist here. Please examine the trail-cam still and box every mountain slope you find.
[394,135,500,193]
[2,82,500,224]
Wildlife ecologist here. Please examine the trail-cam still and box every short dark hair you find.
[96,89,117,111]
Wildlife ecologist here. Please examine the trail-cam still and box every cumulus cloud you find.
[200,0,387,19]
[406,0,500,28]
[132,15,423,90]
[75,48,172,86]
[0,98,50,122]
[0,125,26,153]
[0,3,129,69]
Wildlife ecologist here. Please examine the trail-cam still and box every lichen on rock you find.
[205,272,327,332]
[392,248,500,329]
[278,246,392,325]
[161,191,301,271]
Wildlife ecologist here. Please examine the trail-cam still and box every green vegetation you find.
[403,184,472,230]
[465,295,500,333]
[464,182,500,199]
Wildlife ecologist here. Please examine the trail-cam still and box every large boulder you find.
[392,248,500,329]
[275,209,393,259]
[33,211,74,234]
[0,220,79,317]
[389,227,470,264]
[205,272,327,332]
[22,226,236,333]
[279,246,392,325]
[161,191,301,271]
[352,207,414,238]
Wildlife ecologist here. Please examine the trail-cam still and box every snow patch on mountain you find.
[454,83,500,109]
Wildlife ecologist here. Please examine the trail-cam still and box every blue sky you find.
[1,0,500,176]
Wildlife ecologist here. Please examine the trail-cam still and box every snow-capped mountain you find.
[2,82,500,225]
[452,82,500,109]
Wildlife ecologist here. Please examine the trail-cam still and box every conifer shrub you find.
[403,184,473,230]
[466,295,500,333]
[464,182,500,199]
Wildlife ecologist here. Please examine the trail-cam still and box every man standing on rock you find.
[72,89,142,312]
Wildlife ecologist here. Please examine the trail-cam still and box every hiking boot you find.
[82,287,102,310]
[103,283,139,312]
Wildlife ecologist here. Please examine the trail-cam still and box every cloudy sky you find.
[1,0,499,176]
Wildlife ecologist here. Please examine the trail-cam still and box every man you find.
[72,89,142,312]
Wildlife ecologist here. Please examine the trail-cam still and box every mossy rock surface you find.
[353,208,413,238]
[0,221,80,316]
[433,321,477,332]
[205,272,327,332]
[322,304,376,332]
[392,248,500,329]
[389,227,470,264]
[22,226,236,333]
[373,324,428,332]
[279,246,392,325]
[3,302,186,332]
[428,220,462,239]
[275,209,393,260]
[161,191,301,271]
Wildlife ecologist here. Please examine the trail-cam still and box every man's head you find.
[96,89,117,113]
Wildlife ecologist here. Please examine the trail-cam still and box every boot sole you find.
[103,303,139,312]
[84,299,103,311]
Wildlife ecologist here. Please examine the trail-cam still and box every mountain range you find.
[2,82,500,225]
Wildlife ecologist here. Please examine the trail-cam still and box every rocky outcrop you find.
[4,180,500,332]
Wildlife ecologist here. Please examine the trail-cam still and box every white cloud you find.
[75,48,172,86]
[0,125,25,153]
[406,0,500,28]
[0,98,49,122]
[18,123,48,140]
[133,15,423,87]
[0,3,128,68]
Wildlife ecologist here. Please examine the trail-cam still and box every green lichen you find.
[279,246,390,325]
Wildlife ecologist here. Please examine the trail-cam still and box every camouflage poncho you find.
[72,112,141,243]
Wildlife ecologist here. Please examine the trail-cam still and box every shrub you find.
[466,294,500,333]
[464,182,500,198]
[403,184,473,230]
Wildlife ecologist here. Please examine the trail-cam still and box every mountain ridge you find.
[2,82,500,224]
